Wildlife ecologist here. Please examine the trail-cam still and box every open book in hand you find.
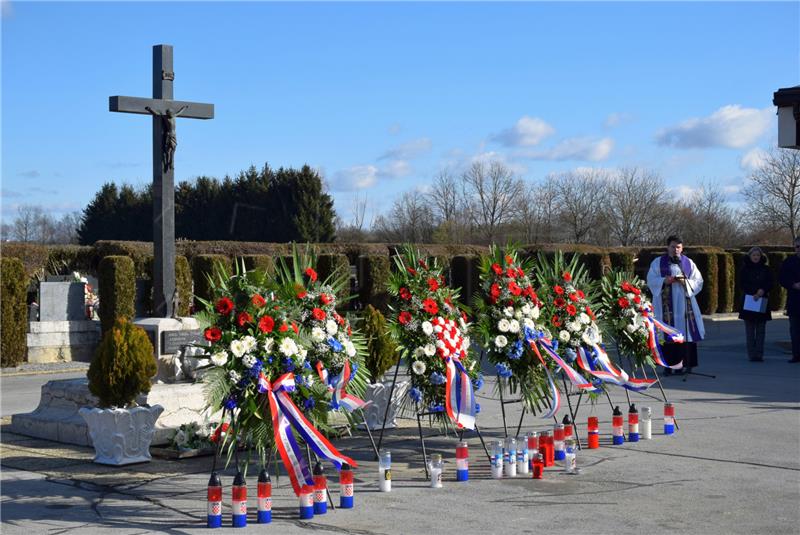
[743,294,768,313]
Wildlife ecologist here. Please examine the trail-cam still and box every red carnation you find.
[320,293,333,305]
[291,322,299,335]
[204,326,222,342]
[509,281,522,296]
[422,298,439,315]
[506,268,517,279]
[236,311,252,327]
[618,297,630,309]
[428,278,439,291]
[632,287,641,296]
[552,315,562,327]
[554,297,566,308]
[334,312,345,325]
[251,294,266,308]
[215,297,234,315]
[576,289,585,299]
[505,255,514,265]
[563,271,572,282]
[633,295,642,304]
[305,267,318,282]
[517,267,524,277]
[312,308,326,321]
[399,311,412,325]
[568,292,579,302]
[279,323,288,332]
[462,311,468,323]
[210,422,230,443]
[491,263,503,275]
[490,283,501,298]
[585,306,596,321]
[418,259,428,269]
[258,315,275,333]
[554,285,565,295]
[407,267,417,276]
[566,304,577,316]
[399,287,412,300]
[297,290,308,299]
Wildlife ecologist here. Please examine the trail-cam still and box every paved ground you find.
[2,317,799,534]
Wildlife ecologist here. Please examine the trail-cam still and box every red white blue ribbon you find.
[641,308,685,369]
[258,372,357,495]
[576,344,657,392]
[535,338,597,392]
[316,360,370,412]
[443,352,476,430]
[528,341,561,419]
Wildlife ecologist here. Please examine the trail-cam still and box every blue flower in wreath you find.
[473,373,485,391]
[508,340,524,360]
[495,362,513,378]
[303,360,312,370]
[224,397,238,410]
[304,397,316,410]
[429,371,446,385]
[565,348,577,363]
[409,387,422,402]
[429,403,445,413]
[327,337,343,352]
[283,358,295,372]
[248,359,264,378]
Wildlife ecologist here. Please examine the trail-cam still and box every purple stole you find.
[659,255,703,342]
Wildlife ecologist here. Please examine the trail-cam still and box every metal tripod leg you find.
[473,423,492,463]
[416,406,429,478]
[561,376,582,450]
[498,376,509,438]
[375,356,402,457]
[358,407,380,459]
[515,406,526,438]
[648,364,679,431]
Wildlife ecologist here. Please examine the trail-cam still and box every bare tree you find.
[52,211,82,244]
[461,160,524,244]
[514,177,559,244]
[604,167,669,246]
[669,181,742,246]
[372,190,435,243]
[742,148,800,240]
[552,169,609,243]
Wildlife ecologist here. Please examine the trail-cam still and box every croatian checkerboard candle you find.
[456,441,469,482]
[612,406,624,445]
[257,469,272,524]
[299,485,315,520]
[207,472,222,529]
[628,404,640,442]
[340,463,354,508]
[313,462,327,515]
[231,471,247,528]
[664,403,675,435]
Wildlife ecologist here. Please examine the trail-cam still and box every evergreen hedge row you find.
[192,254,232,308]
[685,248,719,315]
[732,252,747,313]
[717,253,735,313]
[239,255,275,276]
[769,252,789,312]
[98,255,135,334]
[1,257,27,367]
[450,255,481,308]
[316,254,351,305]
[358,255,391,312]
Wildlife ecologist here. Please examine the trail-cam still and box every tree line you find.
[340,147,800,247]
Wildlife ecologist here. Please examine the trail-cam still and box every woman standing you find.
[738,247,773,362]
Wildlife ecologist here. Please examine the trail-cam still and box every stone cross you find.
[109,44,214,318]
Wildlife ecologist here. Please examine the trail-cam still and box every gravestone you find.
[39,282,86,321]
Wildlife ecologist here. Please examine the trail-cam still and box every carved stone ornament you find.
[359,380,410,431]
[79,405,164,465]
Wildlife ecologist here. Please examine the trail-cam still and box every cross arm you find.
[109,96,214,119]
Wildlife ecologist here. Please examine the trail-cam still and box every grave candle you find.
[505,436,517,477]
[231,471,247,528]
[206,472,222,529]
[339,463,354,508]
[312,462,327,515]
[517,436,529,475]
[612,406,625,445]
[257,469,272,524]
[628,404,640,442]
[299,485,315,520]
[456,441,469,482]
[587,416,600,449]
[379,450,392,491]
[553,423,566,461]
[641,406,652,440]
[664,403,676,435]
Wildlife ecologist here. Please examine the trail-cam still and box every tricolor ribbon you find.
[527,340,562,419]
[258,372,357,495]
[443,352,477,430]
[576,344,657,392]
[315,360,370,412]
[641,308,685,370]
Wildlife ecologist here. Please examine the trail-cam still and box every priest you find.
[646,235,705,374]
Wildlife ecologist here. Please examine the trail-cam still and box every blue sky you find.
[2,1,798,226]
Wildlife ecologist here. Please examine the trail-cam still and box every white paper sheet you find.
[743,294,767,313]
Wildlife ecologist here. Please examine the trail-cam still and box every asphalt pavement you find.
[1,317,798,535]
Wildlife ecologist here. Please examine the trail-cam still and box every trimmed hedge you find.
[93,241,152,276]
[192,254,231,308]
[1,257,28,366]
[732,252,747,313]
[685,248,719,315]
[450,255,480,308]
[98,255,136,334]
[358,255,391,312]
[175,256,192,317]
[717,253,735,313]
[316,254,351,305]
[769,252,789,312]
[608,250,636,274]
[239,255,275,276]
[579,252,611,280]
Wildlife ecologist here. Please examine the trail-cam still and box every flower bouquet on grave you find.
[198,262,355,496]
[599,270,684,372]
[537,252,652,395]
[73,271,99,320]
[271,248,370,417]
[387,246,480,429]
[472,245,554,413]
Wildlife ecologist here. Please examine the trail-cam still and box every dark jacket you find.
[779,254,800,316]
[738,255,773,321]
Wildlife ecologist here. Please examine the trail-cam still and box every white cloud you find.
[671,185,701,202]
[722,184,741,195]
[603,112,634,128]
[524,137,615,162]
[379,160,412,178]
[331,165,379,191]
[740,147,769,170]
[655,105,773,149]
[470,151,528,176]
[379,138,432,160]
[492,116,555,147]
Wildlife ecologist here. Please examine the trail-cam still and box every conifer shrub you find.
[685,249,718,315]
[717,253,735,313]
[239,255,275,276]
[358,255,390,312]
[361,305,399,383]
[87,318,157,408]
[191,254,231,308]
[1,257,27,367]
[98,256,135,334]
[769,252,789,312]
[175,255,192,317]
[608,250,636,273]
[316,254,351,304]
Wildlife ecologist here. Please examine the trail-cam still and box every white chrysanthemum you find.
[412,360,426,375]
[498,319,510,332]
[626,324,637,333]
[345,340,356,357]
[582,326,601,345]
[306,374,314,386]
[530,305,540,320]
[311,327,326,342]
[414,347,425,358]
[262,338,274,353]
[627,293,635,300]
[559,330,571,343]
[210,351,228,367]
[508,319,520,333]
[422,321,433,335]
[230,339,246,358]
[326,320,338,335]
[279,337,298,357]
[579,312,591,325]
[229,370,241,383]
[514,309,523,320]
[242,335,257,353]
[523,318,536,331]
[242,354,257,369]
[495,335,508,348]
[521,304,531,316]
[504,307,514,318]
[567,321,580,333]
[461,337,470,351]
[424,344,436,357]
[298,348,308,362]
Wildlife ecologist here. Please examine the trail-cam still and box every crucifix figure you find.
[109,45,214,318]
